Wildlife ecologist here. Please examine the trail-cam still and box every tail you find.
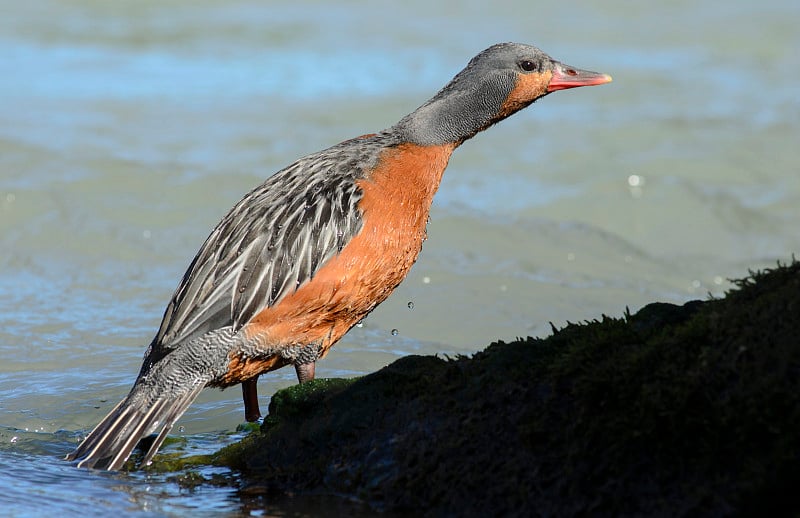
[66,382,206,470]
[66,354,212,470]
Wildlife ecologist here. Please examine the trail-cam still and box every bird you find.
[66,42,611,470]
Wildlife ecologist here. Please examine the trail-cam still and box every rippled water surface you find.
[2,0,799,514]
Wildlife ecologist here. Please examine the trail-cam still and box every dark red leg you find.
[242,377,261,422]
[295,362,316,384]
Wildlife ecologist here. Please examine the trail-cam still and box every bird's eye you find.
[519,60,537,72]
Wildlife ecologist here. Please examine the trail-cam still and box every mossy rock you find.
[212,260,800,516]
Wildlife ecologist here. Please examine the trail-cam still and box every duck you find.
[67,42,611,470]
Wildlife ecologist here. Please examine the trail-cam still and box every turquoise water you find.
[1,0,799,514]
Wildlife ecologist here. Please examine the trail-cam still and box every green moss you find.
[266,377,357,422]
[235,421,262,433]
[210,378,357,470]
[211,436,252,470]
[140,452,215,473]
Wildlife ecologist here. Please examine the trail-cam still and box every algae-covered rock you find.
[214,261,800,516]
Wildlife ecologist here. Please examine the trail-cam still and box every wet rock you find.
[214,260,800,516]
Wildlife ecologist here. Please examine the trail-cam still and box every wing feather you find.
[149,136,389,351]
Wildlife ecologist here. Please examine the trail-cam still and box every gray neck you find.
[390,72,516,147]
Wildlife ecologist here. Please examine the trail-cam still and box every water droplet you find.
[627,174,643,187]
[391,329,399,336]
[179,426,185,433]
[407,302,414,310]
[356,320,364,328]
[239,286,246,293]
[422,276,431,284]
[10,436,17,443]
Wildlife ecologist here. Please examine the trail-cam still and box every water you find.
[2,0,799,514]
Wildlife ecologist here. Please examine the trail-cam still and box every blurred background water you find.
[1,0,799,514]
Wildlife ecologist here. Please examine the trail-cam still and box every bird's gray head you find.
[395,42,611,146]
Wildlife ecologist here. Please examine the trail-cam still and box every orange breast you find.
[223,142,455,383]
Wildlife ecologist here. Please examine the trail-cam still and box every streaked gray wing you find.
[151,149,369,350]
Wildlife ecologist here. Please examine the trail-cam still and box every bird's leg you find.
[242,377,261,422]
[295,361,316,384]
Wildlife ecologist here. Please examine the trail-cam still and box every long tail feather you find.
[68,329,237,470]
[141,382,206,467]
[66,377,209,470]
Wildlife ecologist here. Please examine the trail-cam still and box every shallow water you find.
[2,0,799,514]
